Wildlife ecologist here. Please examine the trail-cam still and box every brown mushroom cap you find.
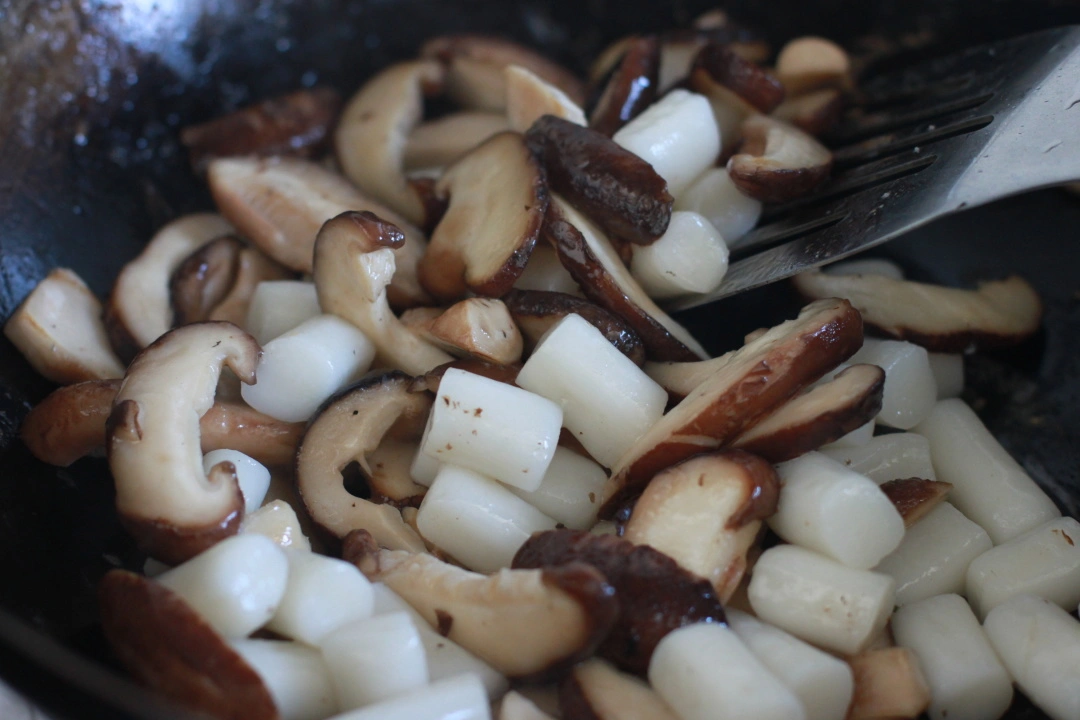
[4,268,126,384]
[792,270,1043,352]
[560,658,678,720]
[880,478,953,527]
[727,115,834,203]
[170,235,246,326]
[513,528,726,676]
[107,322,260,564]
[181,87,341,173]
[404,111,510,171]
[106,213,235,362]
[418,131,547,301]
[503,289,646,366]
[544,197,707,362]
[731,363,886,462]
[644,351,736,403]
[22,379,302,469]
[207,156,430,308]
[98,569,279,720]
[622,450,779,603]
[588,35,661,138]
[526,115,673,245]
[600,298,863,516]
[335,60,446,228]
[313,211,453,375]
[421,34,586,112]
[295,370,430,552]
[344,532,617,681]
[693,42,785,114]
[204,247,292,328]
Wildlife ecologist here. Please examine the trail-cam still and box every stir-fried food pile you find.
[6,9,1077,720]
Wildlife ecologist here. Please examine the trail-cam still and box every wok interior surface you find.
[1,1,1078,718]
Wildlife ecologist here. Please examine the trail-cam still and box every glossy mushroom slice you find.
[644,351,735,402]
[21,379,303,468]
[503,289,645,365]
[421,34,586,112]
[207,156,429,308]
[296,371,431,552]
[880,478,953,527]
[4,268,125,384]
[792,270,1043,352]
[418,132,547,301]
[169,235,246,326]
[404,112,510,171]
[98,570,279,720]
[106,213,235,361]
[622,450,779,603]
[205,247,292,328]
[588,35,660,138]
[545,197,706,362]
[402,298,524,366]
[600,298,863,516]
[335,60,446,228]
[561,658,678,720]
[107,322,259,564]
[688,42,784,157]
[313,211,452,376]
[727,115,833,203]
[506,65,586,133]
[181,87,341,172]
[731,363,886,462]
[513,529,726,676]
[344,531,617,681]
[525,116,672,245]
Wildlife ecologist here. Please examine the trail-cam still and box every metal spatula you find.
[668,25,1080,312]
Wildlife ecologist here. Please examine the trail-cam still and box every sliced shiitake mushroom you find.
[21,379,303,468]
[181,87,341,172]
[561,658,678,720]
[403,298,524,365]
[506,65,587,134]
[644,351,735,403]
[694,42,785,114]
[731,363,886,462]
[880,478,953,527]
[775,36,855,97]
[4,268,125,384]
[588,35,660,137]
[847,647,931,720]
[545,197,707,362]
[727,115,833,203]
[418,132,547,301]
[205,247,292,328]
[207,156,429,308]
[513,529,727,676]
[792,270,1043,352]
[335,60,446,228]
[344,532,617,681]
[526,115,672,245]
[170,235,246,326]
[107,322,259,564]
[771,87,846,137]
[421,34,586,112]
[600,298,863,516]
[313,211,453,375]
[98,570,279,720]
[503,289,646,366]
[404,111,510,171]
[295,370,431,552]
[106,213,235,362]
[622,450,779,603]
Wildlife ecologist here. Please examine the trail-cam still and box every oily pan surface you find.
[0,1,1078,718]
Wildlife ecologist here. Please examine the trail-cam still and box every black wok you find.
[1,1,1078,718]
